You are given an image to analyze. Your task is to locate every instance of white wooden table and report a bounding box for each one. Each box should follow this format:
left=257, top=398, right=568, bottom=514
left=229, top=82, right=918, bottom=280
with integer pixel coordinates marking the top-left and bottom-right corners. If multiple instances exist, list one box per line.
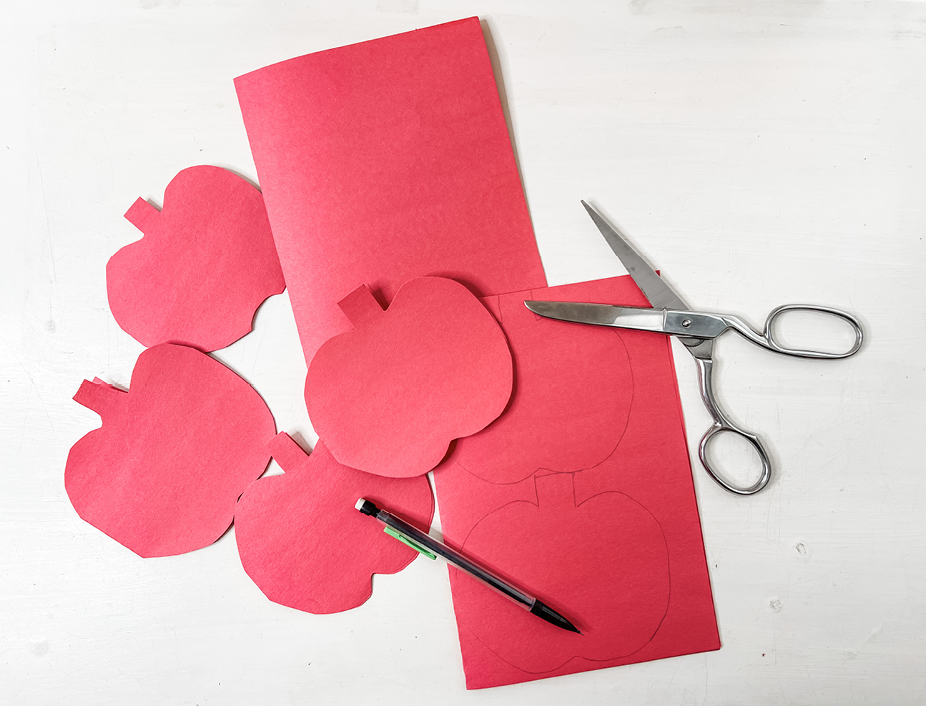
left=2, top=2, right=924, bottom=703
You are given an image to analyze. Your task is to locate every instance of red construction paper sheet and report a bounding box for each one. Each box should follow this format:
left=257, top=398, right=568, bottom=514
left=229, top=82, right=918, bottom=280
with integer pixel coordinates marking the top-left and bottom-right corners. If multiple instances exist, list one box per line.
left=234, top=17, right=547, bottom=364
left=432, top=275, right=720, bottom=689
left=107, top=165, right=285, bottom=352
left=235, top=433, right=434, bottom=614
left=449, top=277, right=643, bottom=484
left=65, top=343, right=276, bottom=558
left=305, top=277, right=512, bottom=478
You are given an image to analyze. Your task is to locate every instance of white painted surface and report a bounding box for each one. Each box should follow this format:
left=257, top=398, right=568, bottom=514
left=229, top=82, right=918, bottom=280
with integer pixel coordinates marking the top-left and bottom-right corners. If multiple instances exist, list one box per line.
left=2, top=1, right=925, bottom=703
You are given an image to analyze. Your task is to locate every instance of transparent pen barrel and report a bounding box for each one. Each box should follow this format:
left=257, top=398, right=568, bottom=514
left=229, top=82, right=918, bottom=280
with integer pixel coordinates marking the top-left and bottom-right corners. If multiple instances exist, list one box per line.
left=378, top=511, right=534, bottom=609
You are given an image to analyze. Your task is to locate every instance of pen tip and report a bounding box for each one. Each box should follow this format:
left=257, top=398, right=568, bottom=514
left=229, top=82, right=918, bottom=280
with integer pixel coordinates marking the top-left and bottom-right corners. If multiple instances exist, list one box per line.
left=530, top=600, right=581, bottom=634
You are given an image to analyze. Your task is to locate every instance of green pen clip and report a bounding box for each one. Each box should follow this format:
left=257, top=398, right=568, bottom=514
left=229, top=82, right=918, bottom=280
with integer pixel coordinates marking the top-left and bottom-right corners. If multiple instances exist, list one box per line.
left=384, top=526, right=437, bottom=560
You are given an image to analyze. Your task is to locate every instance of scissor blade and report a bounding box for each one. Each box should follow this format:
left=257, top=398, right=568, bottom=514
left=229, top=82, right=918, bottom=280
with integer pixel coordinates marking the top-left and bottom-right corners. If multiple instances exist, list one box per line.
left=524, top=301, right=667, bottom=332
left=581, top=200, right=690, bottom=312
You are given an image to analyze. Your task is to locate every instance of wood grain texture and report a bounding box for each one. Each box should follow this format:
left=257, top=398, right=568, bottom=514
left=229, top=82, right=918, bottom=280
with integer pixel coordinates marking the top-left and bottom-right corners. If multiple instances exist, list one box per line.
left=1, top=1, right=924, bottom=703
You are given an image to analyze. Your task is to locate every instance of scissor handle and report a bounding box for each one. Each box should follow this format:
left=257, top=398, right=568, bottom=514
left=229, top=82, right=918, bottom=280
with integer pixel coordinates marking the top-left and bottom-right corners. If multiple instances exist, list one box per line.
left=693, top=357, right=772, bottom=495
left=724, top=304, right=863, bottom=359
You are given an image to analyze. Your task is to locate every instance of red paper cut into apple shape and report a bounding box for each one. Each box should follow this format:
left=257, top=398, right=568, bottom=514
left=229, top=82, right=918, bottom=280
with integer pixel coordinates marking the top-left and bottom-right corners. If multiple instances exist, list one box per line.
left=304, top=277, right=513, bottom=478
left=65, top=343, right=276, bottom=558
left=107, top=165, right=285, bottom=352
left=234, top=433, right=434, bottom=614
left=448, top=472, right=670, bottom=673
left=449, top=283, right=635, bottom=484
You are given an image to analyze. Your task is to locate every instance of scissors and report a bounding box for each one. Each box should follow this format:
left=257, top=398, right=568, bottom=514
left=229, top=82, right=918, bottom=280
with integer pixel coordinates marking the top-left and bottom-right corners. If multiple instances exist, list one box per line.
left=525, top=201, right=864, bottom=495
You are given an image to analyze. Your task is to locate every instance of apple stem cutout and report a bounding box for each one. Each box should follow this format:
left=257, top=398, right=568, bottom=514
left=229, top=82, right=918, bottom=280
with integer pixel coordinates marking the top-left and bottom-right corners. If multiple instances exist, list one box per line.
left=73, top=378, right=125, bottom=417
left=234, top=433, right=434, bottom=614
left=337, top=284, right=385, bottom=327
left=305, top=277, right=513, bottom=478
left=124, top=196, right=159, bottom=233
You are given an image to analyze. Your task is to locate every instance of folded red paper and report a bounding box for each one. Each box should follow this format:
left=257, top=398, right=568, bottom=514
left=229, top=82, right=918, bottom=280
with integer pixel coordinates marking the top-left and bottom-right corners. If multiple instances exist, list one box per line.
left=235, top=17, right=547, bottom=364
left=433, top=276, right=720, bottom=689
left=451, top=282, right=638, bottom=484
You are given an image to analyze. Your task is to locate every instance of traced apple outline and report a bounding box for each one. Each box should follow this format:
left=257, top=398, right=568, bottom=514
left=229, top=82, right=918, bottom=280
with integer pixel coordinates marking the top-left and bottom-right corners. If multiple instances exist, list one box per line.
left=449, top=288, right=634, bottom=484
left=447, top=472, right=670, bottom=673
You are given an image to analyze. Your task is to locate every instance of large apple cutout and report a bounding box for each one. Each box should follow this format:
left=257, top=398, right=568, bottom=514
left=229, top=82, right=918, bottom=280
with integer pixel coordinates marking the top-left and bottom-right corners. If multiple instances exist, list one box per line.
left=448, top=281, right=636, bottom=484
left=234, top=433, right=434, bottom=614
left=65, top=343, right=276, bottom=557
left=304, top=277, right=513, bottom=478
left=107, top=165, right=286, bottom=352
left=447, top=472, right=670, bottom=673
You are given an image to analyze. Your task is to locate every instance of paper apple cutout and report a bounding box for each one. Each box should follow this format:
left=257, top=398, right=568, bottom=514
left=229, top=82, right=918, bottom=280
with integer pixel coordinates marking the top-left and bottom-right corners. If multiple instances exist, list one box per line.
left=234, top=433, right=434, bottom=614
left=304, top=277, right=513, bottom=478
left=65, top=343, right=276, bottom=558
left=449, top=286, right=634, bottom=484
left=448, top=472, right=670, bottom=673
left=107, top=165, right=285, bottom=352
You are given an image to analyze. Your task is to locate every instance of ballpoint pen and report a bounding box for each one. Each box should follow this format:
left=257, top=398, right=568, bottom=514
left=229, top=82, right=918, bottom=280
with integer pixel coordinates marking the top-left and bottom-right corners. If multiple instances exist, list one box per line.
left=355, top=498, right=581, bottom=634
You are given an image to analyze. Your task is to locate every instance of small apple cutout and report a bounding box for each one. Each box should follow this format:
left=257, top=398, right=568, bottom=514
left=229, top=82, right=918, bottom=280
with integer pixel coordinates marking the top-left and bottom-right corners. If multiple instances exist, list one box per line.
left=107, top=165, right=286, bottom=352
left=65, top=343, right=276, bottom=558
left=447, top=472, right=670, bottom=673
left=304, top=277, right=513, bottom=478
left=234, top=432, right=434, bottom=614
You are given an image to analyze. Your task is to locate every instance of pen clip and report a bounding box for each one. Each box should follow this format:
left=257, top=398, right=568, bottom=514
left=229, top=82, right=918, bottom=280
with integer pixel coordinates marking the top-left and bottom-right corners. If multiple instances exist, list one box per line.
left=384, top=526, right=437, bottom=560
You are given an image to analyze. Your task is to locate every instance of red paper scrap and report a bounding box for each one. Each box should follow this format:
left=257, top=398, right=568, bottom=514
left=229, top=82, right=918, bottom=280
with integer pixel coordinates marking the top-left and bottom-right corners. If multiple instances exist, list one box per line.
left=65, top=343, right=276, bottom=558
left=107, top=165, right=285, bottom=352
left=305, top=277, right=513, bottom=478
left=234, top=433, right=434, bottom=614
left=433, top=276, right=720, bottom=689
left=234, top=17, right=547, bottom=364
